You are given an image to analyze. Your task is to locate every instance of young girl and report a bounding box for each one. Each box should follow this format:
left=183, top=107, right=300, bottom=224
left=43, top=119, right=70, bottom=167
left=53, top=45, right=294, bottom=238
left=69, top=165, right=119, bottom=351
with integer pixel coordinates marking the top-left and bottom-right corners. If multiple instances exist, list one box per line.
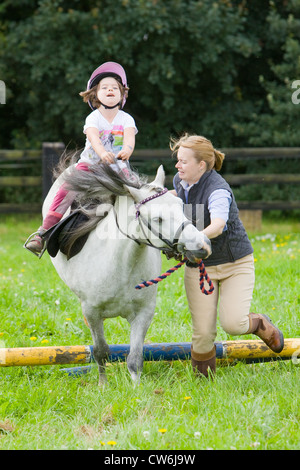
left=171, top=133, right=284, bottom=378
left=26, top=62, right=137, bottom=255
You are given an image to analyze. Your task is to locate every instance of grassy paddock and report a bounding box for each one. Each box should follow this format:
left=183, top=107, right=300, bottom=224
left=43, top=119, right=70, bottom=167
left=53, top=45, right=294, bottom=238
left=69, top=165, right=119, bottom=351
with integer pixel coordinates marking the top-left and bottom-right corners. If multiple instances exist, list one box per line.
left=0, top=214, right=299, bottom=450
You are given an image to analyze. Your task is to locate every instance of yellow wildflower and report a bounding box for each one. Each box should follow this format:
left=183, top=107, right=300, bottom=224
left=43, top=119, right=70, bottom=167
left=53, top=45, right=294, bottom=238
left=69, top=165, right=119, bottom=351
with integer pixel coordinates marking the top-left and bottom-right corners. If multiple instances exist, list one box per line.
left=107, top=440, right=117, bottom=446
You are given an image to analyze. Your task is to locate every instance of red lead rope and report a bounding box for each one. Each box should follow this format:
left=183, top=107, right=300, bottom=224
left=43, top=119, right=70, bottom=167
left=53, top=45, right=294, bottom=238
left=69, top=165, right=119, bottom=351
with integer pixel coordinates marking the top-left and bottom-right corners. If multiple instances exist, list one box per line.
left=135, top=257, right=214, bottom=295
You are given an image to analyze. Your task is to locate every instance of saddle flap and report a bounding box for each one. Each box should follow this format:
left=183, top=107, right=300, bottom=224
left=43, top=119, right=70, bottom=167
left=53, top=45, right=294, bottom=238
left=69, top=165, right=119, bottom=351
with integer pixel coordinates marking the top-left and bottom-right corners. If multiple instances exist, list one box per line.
left=42, top=210, right=89, bottom=259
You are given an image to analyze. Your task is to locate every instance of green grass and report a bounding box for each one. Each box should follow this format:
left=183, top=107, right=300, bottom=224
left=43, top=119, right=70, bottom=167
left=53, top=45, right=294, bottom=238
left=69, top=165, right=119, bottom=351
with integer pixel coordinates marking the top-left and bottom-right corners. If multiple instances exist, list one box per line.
left=0, top=214, right=300, bottom=450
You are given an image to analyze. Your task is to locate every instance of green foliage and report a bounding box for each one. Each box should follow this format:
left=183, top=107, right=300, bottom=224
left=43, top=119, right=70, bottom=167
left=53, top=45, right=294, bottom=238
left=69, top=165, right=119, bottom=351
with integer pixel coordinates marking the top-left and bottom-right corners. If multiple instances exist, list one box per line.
left=233, top=0, right=300, bottom=145
left=1, top=1, right=299, bottom=149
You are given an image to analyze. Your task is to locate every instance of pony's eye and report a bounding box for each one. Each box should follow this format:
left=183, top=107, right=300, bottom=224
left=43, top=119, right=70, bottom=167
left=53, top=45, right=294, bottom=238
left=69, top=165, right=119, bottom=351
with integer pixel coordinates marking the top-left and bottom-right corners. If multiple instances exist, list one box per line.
left=154, top=217, right=163, bottom=224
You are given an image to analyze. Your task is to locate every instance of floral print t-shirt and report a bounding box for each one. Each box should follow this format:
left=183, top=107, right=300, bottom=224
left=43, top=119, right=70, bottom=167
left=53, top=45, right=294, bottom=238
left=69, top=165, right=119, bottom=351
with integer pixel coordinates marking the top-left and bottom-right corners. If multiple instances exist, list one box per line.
left=78, top=109, right=138, bottom=164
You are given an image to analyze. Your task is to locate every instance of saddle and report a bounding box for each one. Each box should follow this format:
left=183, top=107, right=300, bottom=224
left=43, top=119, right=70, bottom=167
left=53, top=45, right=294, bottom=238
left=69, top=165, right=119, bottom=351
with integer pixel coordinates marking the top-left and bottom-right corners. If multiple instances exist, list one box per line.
left=42, top=210, right=89, bottom=260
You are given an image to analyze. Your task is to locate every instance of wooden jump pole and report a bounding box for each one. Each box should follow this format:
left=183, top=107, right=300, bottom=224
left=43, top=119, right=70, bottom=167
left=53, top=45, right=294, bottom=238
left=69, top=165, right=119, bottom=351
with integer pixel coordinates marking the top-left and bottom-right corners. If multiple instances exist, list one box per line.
left=0, top=345, right=91, bottom=367
left=0, top=339, right=299, bottom=370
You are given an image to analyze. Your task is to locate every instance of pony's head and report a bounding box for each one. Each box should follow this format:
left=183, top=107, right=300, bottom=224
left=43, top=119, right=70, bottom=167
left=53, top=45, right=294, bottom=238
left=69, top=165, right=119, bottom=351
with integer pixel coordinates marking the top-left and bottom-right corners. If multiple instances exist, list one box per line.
left=61, top=163, right=211, bottom=263
left=124, top=166, right=211, bottom=262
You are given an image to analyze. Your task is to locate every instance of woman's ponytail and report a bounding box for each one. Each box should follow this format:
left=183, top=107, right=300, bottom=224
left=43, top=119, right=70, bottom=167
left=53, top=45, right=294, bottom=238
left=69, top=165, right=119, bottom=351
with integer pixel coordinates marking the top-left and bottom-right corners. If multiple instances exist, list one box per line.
left=213, top=149, right=225, bottom=171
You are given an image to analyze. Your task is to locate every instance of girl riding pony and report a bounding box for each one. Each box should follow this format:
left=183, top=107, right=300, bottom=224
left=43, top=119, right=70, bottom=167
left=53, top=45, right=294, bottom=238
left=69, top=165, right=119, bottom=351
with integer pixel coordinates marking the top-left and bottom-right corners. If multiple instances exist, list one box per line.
left=25, top=61, right=137, bottom=255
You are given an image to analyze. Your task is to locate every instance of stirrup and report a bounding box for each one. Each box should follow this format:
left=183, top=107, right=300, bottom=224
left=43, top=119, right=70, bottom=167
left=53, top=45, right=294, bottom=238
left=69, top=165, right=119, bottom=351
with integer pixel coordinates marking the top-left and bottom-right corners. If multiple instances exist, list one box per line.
left=23, top=231, right=47, bottom=259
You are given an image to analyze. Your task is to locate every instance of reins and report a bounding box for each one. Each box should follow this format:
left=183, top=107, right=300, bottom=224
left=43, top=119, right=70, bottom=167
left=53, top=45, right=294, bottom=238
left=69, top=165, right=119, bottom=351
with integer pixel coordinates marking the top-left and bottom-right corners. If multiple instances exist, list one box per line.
left=135, top=257, right=214, bottom=295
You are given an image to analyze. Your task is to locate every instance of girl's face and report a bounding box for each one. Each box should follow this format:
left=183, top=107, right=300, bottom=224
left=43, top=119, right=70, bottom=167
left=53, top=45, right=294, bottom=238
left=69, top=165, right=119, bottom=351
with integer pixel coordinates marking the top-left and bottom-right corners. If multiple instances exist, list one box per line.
left=97, top=77, right=121, bottom=109
left=175, top=146, right=206, bottom=185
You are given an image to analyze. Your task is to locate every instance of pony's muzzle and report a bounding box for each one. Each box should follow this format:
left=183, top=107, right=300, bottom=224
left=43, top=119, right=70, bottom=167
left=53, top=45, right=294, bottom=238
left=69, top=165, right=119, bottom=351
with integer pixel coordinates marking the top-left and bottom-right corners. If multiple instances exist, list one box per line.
left=183, top=236, right=212, bottom=262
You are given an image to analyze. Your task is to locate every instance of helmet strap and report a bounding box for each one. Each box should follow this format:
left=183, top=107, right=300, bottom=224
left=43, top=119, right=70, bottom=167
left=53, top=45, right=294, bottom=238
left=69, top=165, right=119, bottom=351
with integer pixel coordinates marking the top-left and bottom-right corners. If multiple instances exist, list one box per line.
left=100, top=101, right=121, bottom=110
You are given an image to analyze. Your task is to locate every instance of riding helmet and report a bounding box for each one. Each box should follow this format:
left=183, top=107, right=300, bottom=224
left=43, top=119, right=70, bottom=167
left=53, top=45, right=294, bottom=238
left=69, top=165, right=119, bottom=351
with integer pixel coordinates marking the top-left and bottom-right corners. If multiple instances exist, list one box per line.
left=86, top=61, right=128, bottom=110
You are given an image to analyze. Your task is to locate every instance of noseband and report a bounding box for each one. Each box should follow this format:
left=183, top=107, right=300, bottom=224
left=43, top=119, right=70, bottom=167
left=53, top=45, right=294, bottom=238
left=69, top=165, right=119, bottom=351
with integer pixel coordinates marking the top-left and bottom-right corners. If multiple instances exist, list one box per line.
left=134, top=187, right=192, bottom=253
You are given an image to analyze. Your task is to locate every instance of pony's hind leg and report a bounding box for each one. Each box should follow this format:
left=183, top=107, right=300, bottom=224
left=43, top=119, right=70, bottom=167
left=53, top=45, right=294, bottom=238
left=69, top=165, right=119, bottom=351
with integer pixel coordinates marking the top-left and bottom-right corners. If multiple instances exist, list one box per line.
left=82, top=303, right=109, bottom=386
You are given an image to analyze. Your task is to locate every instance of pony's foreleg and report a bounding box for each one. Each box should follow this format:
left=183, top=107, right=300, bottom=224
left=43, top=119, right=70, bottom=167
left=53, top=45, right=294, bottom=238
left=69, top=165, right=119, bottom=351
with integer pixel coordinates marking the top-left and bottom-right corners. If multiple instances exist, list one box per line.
left=82, top=304, right=109, bottom=386
left=127, top=312, right=154, bottom=384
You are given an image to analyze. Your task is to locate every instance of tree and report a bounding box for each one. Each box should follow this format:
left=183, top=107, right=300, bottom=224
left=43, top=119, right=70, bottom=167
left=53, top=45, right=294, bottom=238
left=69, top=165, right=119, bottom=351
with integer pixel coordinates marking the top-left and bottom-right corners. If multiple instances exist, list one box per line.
left=233, top=0, right=300, bottom=146
left=1, top=0, right=297, bottom=149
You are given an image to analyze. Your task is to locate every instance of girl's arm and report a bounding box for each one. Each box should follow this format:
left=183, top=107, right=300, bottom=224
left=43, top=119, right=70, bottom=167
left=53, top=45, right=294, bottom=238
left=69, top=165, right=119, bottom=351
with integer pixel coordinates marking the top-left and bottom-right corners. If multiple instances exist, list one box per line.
left=117, top=127, right=136, bottom=160
left=86, top=127, right=115, bottom=163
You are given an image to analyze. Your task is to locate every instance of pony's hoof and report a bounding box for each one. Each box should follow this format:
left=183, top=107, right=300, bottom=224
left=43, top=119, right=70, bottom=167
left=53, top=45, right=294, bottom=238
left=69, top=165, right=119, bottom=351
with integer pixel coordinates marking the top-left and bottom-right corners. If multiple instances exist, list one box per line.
left=98, top=375, right=108, bottom=387
left=130, top=372, right=141, bottom=386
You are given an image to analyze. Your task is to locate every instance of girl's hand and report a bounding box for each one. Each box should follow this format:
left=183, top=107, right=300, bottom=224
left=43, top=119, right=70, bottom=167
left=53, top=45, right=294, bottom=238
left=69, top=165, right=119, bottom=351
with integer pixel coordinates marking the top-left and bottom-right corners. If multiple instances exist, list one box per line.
left=117, top=146, right=132, bottom=161
left=100, top=151, right=115, bottom=163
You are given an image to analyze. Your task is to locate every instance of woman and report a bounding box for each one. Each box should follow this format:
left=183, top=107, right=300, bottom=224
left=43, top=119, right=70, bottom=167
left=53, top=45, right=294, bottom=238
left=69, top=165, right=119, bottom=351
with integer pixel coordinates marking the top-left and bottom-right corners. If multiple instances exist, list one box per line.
left=171, top=134, right=284, bottom=378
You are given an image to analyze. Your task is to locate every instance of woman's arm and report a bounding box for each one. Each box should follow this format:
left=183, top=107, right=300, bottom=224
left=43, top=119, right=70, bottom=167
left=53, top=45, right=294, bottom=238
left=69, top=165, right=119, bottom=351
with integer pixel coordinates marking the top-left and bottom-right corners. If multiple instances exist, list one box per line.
left=169, top=189, right=177, bottom=196
left=203, top=217, right=226, bottom=239
left=203, top=189, right=231, bottom=239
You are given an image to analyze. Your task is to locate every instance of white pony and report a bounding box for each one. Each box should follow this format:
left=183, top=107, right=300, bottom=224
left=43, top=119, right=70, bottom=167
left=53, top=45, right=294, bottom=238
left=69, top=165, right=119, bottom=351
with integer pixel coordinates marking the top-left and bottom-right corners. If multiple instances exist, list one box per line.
left=42, top=163, right=211, bottom=385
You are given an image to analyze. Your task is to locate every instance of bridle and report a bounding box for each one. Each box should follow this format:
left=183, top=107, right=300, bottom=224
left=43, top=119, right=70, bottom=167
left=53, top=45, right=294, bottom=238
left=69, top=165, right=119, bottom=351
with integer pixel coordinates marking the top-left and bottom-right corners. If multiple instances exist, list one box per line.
left=115, top=187, right=214, bottom=295
left=116, top=187, right=190, bottom=255
left=133, top=187, right=193, bottom=254
left=115, top=187, right=192, bottom=256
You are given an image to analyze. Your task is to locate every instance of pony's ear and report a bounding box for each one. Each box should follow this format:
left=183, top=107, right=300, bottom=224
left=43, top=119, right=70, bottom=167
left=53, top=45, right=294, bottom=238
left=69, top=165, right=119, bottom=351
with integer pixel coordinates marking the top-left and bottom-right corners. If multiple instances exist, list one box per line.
left=124, top=165, right=166, bottom=201
left=125, top=185, right=143, bottom=202
left=148, top=165, right=165, bottom=189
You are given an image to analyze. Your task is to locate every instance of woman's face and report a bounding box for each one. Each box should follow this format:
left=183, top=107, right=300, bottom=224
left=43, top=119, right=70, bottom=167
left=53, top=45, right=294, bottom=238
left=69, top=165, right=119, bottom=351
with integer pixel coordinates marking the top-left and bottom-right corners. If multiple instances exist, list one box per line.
left=175, top=146, right=205, bottom=185
left=97, top=77, right=121, bottom=108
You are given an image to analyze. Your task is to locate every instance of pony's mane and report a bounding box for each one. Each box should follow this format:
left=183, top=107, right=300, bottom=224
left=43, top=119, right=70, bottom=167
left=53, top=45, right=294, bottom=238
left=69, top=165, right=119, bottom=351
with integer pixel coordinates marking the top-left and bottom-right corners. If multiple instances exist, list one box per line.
left=59, top=162, right=148, bottom=258
left=63, top=161, right=147, bottom=201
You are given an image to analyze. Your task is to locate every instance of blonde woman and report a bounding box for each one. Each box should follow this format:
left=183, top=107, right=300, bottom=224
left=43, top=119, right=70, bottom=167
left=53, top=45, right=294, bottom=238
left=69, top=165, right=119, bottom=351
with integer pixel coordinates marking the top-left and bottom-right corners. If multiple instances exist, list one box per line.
left=171, top=134, right=284, bottom=378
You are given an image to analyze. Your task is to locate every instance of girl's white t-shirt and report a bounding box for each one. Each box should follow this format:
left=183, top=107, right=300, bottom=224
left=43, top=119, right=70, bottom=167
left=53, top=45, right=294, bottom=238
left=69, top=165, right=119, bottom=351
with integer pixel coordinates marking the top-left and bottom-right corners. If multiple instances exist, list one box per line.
left=78, top=109, right=138, bottom=164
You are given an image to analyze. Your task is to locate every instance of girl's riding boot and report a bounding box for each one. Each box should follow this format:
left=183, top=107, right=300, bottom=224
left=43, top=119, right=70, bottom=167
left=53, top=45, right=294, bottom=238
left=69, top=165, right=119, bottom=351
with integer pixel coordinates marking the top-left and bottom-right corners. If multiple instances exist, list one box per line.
left=191, top=345, right=216, bottom=378
left=247, top=313, right=284, bottom=353
left=26, top=227, right=46, bottom=254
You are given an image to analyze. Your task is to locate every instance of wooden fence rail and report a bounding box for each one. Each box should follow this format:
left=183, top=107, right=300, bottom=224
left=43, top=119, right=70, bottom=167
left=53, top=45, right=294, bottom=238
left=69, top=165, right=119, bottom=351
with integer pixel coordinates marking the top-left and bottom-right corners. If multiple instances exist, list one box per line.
left=0, top=144, right=299, bottom=230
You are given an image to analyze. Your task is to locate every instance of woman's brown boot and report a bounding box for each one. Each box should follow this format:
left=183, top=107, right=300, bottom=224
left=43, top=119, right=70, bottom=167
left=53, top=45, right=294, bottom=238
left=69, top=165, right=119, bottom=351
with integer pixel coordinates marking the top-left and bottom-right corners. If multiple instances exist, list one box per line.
left=191, top=345, right=216, bottom=378
left=247, top=313, right=284, bottom=353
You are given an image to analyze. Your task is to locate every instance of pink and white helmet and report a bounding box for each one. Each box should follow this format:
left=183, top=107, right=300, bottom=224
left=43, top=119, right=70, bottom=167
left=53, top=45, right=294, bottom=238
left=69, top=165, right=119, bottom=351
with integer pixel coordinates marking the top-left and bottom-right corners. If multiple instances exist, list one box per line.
left=86, top=61, right=128, bottom=109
